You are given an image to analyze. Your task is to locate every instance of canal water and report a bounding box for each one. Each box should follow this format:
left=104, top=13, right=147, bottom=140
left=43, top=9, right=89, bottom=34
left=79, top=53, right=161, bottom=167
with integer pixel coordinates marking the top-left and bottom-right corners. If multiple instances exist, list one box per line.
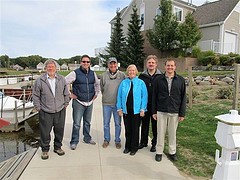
left=0, top=116, right=40, bottom=162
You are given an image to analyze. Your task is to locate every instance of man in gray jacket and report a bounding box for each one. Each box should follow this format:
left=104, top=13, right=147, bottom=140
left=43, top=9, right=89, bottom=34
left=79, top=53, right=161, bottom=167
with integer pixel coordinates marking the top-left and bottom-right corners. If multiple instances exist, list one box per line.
left=33, top=59, right=70, bottom=160
left=100, top=57, right=125, bottom=149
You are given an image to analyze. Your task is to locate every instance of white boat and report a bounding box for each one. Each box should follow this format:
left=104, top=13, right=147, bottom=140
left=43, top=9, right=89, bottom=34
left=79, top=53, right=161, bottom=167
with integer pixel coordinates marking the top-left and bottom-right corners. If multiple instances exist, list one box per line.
left=0, top=78, right=8, bottom=85
left=0, top=91, right=34, bottom=123
left=8, top=77, right=18, bottom=85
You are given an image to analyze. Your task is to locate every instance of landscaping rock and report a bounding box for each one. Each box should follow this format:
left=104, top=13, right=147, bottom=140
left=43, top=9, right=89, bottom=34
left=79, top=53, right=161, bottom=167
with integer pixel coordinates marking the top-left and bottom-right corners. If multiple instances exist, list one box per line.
left=222, top=77, right=234, bottom=84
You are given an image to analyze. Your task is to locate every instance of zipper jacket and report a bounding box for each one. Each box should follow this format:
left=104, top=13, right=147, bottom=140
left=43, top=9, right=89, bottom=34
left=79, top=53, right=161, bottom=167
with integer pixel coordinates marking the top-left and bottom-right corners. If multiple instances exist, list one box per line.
left=117, top=76, right=148, bottom=114
left=139, top=69, right=161, bottom=107
left=152, top=72, right=186, bottom=117
left=33, top=73, right=70, bottom=113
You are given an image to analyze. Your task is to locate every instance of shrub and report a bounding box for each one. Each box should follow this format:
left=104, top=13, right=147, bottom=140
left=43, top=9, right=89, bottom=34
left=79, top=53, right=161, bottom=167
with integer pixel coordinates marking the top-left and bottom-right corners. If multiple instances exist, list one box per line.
left=199, top=56, right=216, bottom=66
left=219, top=55, right=231, bottom=66
left=234, top=56, right=240, bottom=64
left=228, top=52, right=238, bottom=57
left=206, top=63, right=212, bottom=70
left=216, top=87, right=233, bottom=99
left=203, top=50, right=215, bottom=57
left=191, top=46, right=201, bottom=58
left=187, top=88, right=199, bottom=103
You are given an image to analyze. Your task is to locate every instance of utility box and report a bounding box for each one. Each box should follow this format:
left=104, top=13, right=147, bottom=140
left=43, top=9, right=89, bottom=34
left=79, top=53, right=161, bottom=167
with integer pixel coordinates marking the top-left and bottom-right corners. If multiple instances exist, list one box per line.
left=213, top=110, right=240, bottom=180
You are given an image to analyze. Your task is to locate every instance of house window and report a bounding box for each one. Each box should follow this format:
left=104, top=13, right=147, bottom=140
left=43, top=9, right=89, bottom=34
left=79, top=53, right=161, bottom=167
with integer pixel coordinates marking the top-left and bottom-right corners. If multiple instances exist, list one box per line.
left=140, top=2, right=145, bottom=31
left=156, top=8, right=161, bottom=16
left=174, top=6, right=183, bottom=22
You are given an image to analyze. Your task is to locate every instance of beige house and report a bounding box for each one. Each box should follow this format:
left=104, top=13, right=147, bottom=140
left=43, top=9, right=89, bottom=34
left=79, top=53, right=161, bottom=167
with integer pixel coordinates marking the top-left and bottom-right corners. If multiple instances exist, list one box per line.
left=60, top=63, right=68, bottom=71
left=110, top=0, right=240, bottom=57
left=36, top=62, right=44, bottom=71
left=110, top=0, right=196, bottom=57
left=194, top=0, right=240, bottom=54
left=68, top=64, right=80, bottom=71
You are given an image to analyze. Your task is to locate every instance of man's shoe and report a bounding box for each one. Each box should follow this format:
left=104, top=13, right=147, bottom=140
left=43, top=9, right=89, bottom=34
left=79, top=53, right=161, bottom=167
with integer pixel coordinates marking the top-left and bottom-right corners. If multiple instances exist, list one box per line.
left=70, top=144, right=77, bottom=150
left=130, top=151, right=136, bottom=156
left=85, top=140, right=96, bottom=145
left=54, top=149, right=65, bottom=156
left=41, top=152, right=49, bottom=160
left=102, top=141, right=109, bottom=148
left=155, top=154, right=162, bottom=162
left=138, top=144, right=147, bottom=149
left=169, top=153, right=178, bottom=161
left=115, top=142, right=121, bottom=149
left=123, top=149, right=130, bottom=154
left=150, top=146, right=156, bottom=152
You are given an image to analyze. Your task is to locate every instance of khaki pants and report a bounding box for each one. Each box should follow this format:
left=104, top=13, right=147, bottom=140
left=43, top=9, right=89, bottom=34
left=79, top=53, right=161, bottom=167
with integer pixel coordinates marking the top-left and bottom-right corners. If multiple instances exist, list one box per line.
left=156, top=112, right=179, bottom=155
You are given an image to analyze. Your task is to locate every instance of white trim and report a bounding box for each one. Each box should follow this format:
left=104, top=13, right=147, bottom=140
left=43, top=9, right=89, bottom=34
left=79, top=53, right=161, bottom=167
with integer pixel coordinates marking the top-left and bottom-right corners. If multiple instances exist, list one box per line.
left=173, top=6, right=183, bottom=22
left=140, top=2, right=145, bottom=31
left=219, top=24, right=224, bottom=54
left=172, top=0, right=196, bottom=10
left=120, top=0, right=135, bottom=19
left=199, top=21, right=224, bottom=28
left=223, top=1, right=240, bottom=24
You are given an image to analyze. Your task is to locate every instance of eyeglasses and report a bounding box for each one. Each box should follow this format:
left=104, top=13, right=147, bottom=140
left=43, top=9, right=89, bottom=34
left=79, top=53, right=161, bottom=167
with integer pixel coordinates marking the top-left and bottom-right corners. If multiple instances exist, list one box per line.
left=82, top=61, right=90, bottom=63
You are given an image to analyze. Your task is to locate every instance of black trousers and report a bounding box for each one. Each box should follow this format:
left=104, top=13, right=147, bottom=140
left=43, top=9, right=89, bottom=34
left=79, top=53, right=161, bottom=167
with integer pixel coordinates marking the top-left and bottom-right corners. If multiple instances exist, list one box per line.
left=140, top=108, right=157, bottom=146
left=39, top=108, right=66, bottom=152
left=123, top=113, right=141, bottom=152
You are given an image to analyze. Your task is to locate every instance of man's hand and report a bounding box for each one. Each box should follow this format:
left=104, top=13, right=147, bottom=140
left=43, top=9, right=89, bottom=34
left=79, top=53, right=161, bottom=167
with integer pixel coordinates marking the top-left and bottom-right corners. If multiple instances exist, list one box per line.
left=70, top=93, right=77, bottom=99
left=92, top=95, right=97, bottom=101
left=179, top=117, right=184, bottom=122
left=140, top=111, right=145, bottom=117
left=118, top=110, right=123, bottom=117
left=153, top=114, right=157, bottom=120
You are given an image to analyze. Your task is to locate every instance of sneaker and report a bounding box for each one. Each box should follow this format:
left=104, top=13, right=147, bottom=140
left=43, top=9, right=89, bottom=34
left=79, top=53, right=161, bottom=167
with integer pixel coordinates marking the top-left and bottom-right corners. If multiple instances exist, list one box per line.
left=155, top=154, right=162, bottom=162
left=102, top=141, right=109, bottom=148
left=115, top=142, right=121, bottom=149
left=54, top=149, right=65, bottom=156
left=41, top=152, right=49, bottom=160
left=169, top=153, right=178, bottom=161
left=85, top=140, right=96, bottom=145
left=70, top=144, right=77, bottom=150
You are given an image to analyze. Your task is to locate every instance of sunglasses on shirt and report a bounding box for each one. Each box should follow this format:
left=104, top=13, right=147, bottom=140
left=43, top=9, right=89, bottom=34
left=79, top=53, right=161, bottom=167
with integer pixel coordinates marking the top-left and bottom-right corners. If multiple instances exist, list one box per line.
left=82, top=61, right=90, bottom=63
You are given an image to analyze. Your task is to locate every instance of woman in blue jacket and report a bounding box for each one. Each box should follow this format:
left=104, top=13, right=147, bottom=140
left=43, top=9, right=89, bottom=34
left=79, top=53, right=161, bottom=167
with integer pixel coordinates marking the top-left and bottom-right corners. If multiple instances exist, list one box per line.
left=117, top=64, right=148, bottom=155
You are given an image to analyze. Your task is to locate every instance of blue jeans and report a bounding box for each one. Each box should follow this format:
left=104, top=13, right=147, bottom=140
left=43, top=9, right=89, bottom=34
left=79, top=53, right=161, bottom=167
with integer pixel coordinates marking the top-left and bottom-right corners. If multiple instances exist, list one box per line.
left=70, top=99, right=93, bottom=145
left=103, top=105, right=121, bottom=143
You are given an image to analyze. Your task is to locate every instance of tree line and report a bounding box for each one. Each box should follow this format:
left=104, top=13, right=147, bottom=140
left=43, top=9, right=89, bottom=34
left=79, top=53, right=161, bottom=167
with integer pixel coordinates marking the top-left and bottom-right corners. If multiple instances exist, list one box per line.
left=103, top=0, right=201, bottom=69
left=0, top=55, right=99, bottom=69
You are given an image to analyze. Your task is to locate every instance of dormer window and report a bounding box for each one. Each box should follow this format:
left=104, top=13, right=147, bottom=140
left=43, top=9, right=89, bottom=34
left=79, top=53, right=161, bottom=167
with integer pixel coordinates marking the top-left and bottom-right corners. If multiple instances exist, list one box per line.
left=174, top=6, right=183, bottom=22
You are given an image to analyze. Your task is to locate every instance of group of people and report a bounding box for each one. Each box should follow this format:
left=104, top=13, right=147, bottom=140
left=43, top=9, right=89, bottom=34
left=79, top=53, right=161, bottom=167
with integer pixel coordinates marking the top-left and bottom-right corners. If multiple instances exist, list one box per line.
left=32, top=54, right=186, bottom=162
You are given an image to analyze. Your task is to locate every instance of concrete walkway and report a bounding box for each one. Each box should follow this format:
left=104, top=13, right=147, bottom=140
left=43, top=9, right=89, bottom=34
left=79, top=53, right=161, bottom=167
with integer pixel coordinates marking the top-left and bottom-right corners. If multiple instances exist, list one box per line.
left=20, top=94, right=190, bottom=180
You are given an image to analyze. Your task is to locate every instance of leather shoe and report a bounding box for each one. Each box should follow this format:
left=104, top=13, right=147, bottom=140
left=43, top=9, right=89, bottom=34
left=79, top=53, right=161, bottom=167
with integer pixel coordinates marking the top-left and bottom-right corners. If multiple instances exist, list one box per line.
left=150, top=146, right=156, bottom=152
left=130, top=151, right=136, bottom=156
left=169, top=153, right=178, bottom=161
left=138, top=144, right=147, bottom=149
left=123, top=149, right=130, bottom=154
left=155, top=154, right=162, bottom=162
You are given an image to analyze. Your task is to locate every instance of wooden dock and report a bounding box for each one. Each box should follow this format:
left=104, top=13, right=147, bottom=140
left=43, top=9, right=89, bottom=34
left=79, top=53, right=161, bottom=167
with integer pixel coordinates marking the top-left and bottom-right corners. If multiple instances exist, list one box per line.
left=0, top=148, right=37, bottom=179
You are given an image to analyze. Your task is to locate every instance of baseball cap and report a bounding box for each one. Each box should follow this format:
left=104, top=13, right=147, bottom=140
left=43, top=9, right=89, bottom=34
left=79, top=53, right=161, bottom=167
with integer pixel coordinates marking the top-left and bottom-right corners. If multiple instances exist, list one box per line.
left=108, top=57, right=117, bottom=63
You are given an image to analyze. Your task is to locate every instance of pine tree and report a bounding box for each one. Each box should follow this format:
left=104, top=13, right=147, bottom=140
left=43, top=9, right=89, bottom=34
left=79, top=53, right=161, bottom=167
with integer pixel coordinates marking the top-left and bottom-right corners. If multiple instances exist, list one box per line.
left=178, top=12, right=202, bottom=56
left=124, top=5, right=145, bottom=69
left=146, top=0, right=179, bottom=52
left=101, top=10, right=125, bottom=67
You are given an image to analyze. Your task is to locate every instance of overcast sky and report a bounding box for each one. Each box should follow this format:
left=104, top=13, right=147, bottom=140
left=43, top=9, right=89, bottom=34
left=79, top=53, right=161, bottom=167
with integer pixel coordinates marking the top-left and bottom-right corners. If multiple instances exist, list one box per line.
left=0, top=0, right=217, bottom=59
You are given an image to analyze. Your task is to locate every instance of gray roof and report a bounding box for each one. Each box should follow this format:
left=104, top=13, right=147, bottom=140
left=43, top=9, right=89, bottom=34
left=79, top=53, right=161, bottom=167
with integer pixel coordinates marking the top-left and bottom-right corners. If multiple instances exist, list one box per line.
left=193, top=0, right=239, bottom=26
